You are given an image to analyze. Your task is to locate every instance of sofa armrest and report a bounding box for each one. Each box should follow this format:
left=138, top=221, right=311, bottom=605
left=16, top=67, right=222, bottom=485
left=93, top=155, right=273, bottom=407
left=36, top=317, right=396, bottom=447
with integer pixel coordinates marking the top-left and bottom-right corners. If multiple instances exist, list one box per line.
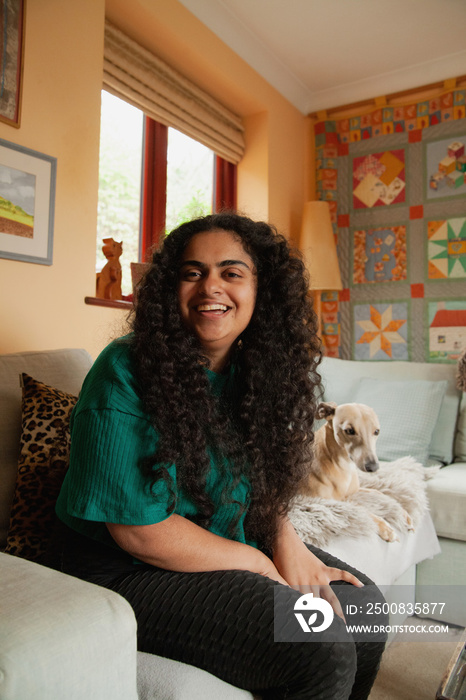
left=0, top=553, right=138, bottom=700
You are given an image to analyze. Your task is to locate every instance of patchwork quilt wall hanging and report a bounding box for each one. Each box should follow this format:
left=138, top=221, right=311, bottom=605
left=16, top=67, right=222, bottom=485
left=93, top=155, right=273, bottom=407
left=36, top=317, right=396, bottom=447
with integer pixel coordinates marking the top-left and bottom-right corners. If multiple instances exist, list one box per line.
left=315, top=88, right=466, bottom=362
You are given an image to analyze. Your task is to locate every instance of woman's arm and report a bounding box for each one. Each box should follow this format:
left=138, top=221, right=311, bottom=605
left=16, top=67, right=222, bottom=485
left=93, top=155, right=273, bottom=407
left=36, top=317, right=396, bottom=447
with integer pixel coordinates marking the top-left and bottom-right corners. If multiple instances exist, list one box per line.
left=107, top=515, right=289, bottom=585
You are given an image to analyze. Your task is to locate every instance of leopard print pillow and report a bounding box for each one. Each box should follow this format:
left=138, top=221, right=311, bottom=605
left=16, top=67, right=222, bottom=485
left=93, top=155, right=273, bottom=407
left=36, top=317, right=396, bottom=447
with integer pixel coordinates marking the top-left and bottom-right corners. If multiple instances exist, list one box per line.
left=5, top=374, right=77, bottom=563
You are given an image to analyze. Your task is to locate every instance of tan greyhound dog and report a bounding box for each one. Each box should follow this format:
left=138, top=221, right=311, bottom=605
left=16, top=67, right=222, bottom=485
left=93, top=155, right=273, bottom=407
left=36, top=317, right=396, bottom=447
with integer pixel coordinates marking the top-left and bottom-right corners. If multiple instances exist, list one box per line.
left=301, top=401, right=402, bottom=541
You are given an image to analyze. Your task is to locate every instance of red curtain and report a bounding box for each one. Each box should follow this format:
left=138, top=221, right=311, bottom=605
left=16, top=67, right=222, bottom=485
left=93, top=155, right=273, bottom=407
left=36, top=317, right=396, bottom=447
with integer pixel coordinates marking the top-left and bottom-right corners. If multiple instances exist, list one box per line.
left=214, top=155, right=237, bottom=212
left=141, top=117, right=168, bottom=259
left=141, top=125, right=238, bottom=260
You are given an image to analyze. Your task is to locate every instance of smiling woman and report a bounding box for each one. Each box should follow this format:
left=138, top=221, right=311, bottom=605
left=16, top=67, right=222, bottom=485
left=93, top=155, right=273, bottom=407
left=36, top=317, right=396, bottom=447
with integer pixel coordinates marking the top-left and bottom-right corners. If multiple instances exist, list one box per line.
left=56, top=213, right=388, bottom=700
left=178, top=230, right=257, bottom=372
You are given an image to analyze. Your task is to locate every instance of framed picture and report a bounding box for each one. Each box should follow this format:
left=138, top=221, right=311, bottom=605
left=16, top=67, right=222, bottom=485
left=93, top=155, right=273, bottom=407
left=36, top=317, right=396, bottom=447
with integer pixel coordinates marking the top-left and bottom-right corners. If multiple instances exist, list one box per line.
left=0, top=0, right=26, bottom=128
left=0, top=138, right=57, bottom=265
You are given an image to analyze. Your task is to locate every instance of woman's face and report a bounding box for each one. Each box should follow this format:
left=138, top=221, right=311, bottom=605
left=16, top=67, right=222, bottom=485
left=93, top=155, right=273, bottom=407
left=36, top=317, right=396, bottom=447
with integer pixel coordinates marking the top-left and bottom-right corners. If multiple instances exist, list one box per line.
left=178, top=230, right=257, bottom=371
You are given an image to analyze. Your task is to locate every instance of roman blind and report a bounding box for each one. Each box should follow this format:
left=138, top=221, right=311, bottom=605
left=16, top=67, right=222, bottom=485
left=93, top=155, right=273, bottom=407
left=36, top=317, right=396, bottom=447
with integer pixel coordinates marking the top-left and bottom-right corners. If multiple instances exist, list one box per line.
left=103, top=21, right=245, bottom=164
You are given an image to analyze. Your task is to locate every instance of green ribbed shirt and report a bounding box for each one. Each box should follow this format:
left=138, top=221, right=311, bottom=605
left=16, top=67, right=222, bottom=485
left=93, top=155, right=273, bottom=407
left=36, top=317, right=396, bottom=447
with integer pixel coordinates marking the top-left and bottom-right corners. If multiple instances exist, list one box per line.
left=56, top=336, right=256, bottom=550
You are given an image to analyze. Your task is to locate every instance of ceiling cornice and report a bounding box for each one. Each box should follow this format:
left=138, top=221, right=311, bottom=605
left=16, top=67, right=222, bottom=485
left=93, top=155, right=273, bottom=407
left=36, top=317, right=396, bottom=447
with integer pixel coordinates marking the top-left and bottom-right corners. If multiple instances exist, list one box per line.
left=178, top=0, right=466, bottom=115
left=305, top=51, right=466, bottom=115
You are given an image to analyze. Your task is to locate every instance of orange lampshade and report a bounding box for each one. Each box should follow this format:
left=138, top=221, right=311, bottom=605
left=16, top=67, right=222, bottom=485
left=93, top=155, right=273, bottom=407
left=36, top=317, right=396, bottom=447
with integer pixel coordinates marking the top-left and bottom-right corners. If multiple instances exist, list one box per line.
left=299, top=201, right=342, bottom=291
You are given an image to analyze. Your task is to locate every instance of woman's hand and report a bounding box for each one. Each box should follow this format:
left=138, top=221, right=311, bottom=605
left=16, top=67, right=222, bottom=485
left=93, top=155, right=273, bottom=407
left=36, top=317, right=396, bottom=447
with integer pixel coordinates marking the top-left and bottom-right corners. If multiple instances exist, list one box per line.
left=272, top=516, right=363, bottom=620
left=256, top=557, right=290, bottom=587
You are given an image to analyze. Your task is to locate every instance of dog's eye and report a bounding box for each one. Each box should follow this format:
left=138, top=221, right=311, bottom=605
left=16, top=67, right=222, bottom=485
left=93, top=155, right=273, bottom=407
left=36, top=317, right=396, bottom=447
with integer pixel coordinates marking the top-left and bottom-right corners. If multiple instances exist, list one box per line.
left=345, top=427, right=356, bottom=436
left=374, top=429, right=380, bottom=436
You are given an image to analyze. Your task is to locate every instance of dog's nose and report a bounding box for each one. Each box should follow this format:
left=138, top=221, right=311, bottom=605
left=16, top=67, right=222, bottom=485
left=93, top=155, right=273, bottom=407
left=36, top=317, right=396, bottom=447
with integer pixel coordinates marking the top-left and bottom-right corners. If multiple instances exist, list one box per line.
left=365, top=461, right=379, bottom=472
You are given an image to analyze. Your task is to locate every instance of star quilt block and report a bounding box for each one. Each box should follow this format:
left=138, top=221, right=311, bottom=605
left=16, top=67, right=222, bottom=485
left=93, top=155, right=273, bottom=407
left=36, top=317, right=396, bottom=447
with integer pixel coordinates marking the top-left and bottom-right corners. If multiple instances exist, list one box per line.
left=428, top=218, right=466, bottom=279
left=354, top=302, right=409, bottom=360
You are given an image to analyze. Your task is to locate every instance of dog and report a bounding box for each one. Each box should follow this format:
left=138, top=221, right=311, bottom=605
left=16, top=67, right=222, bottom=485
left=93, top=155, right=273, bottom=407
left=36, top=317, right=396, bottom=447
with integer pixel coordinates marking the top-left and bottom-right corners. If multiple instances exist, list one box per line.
left=300, top=401, right=412, bottom=541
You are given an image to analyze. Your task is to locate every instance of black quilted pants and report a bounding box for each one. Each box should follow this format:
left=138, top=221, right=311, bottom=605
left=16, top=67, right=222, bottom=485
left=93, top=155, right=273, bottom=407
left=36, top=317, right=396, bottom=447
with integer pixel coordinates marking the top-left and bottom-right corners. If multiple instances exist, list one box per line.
left=59, top=526, right=387, bottom=700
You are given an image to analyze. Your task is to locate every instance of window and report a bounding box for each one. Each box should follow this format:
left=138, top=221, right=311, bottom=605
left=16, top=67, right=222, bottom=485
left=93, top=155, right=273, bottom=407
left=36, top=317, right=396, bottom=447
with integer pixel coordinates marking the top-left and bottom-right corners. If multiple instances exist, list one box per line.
left=166, top=128, right=213, bottom=233
left=97, top=92, right=143, bottom=296
left=97, top=91, right=235, bottom=298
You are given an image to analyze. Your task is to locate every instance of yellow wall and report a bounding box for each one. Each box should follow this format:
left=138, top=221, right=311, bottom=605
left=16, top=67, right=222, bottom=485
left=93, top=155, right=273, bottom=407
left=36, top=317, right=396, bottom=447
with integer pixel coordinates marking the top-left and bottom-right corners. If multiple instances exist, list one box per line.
left=0, top=0, right=310, bottom=358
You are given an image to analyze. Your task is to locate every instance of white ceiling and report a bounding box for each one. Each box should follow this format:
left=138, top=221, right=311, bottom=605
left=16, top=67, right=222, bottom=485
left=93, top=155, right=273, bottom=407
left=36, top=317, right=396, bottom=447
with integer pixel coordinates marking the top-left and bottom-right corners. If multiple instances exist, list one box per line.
left=178, top=0, right=466, bottom=114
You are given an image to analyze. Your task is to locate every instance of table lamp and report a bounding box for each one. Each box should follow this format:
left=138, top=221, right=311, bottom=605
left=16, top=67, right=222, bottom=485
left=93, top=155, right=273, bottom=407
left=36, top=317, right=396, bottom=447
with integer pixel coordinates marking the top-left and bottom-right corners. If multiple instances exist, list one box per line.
left=299, top=201, right=343, bottom=336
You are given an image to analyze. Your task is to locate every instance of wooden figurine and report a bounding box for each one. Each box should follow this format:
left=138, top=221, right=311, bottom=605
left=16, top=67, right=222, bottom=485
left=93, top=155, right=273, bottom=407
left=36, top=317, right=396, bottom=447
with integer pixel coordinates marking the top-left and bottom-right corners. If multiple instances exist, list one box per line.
left=96, top=237, right=123, bottom=300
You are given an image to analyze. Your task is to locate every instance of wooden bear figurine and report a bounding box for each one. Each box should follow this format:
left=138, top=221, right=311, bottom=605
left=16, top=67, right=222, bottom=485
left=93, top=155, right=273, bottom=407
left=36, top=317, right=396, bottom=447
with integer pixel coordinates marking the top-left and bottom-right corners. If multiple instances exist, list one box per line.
left=96, top=238, right=123, bottom=300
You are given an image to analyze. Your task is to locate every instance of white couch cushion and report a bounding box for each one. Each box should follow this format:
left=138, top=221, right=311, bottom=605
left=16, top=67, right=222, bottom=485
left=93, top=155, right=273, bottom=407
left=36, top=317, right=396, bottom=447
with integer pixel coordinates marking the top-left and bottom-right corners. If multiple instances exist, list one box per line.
left=352, top=377, right=446, bottom=465
left=137, top=653, right=255, bottom=700
left=426, top=463, right=466, bottom=541
left=325, top=511, right=440, bottom=587
left=0, top=552, right=138, bottom=700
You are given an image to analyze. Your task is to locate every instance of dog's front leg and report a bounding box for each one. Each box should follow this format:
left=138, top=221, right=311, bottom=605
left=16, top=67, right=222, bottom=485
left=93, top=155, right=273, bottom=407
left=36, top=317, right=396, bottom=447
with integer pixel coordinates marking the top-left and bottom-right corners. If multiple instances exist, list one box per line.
left=359, top=487, right=414, bottom=531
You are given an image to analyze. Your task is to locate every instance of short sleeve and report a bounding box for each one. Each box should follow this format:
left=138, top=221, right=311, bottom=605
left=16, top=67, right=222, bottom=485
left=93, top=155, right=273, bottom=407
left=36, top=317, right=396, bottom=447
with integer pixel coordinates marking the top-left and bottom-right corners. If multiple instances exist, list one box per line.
left=59, top=407, right=177, bottom=526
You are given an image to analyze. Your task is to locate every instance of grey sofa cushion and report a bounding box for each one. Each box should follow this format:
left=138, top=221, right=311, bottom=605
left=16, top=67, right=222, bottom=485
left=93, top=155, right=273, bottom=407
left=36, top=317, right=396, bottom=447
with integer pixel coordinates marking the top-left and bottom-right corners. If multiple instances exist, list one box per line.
left=0, top=349, right=93, bottom=548
left=426, top=463, right=466, bottom=541
left=137, top=652, right=255, bottom=700
left=0, top=552, right=138, bottom=700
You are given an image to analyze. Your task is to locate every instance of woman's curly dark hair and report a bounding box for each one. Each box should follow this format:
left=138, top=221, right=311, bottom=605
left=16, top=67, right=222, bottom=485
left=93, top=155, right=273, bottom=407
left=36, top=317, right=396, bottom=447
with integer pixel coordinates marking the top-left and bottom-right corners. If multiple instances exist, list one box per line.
left=130, top=213, right=322, bottom=550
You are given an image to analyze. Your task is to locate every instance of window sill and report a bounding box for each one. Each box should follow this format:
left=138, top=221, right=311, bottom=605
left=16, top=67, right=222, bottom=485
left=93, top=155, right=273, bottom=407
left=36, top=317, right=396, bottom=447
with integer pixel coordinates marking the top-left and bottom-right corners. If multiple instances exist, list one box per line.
left=85, top=296, right=133, bottom=310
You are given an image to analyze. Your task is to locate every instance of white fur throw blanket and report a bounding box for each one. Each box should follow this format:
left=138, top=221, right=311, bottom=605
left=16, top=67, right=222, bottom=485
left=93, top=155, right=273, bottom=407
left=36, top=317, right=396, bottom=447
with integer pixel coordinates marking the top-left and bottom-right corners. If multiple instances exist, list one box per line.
left=289, top=456, right=438, bottom=547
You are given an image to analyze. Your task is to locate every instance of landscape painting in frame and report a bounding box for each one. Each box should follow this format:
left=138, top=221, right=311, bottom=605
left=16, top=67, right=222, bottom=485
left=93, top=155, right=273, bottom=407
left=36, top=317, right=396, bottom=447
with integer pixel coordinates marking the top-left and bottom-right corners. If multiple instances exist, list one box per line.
left=425, top=134, right=466, bottom=201
left=427, top=300, right=466, bottom=362
left=0, top=138, right=56, bottom=265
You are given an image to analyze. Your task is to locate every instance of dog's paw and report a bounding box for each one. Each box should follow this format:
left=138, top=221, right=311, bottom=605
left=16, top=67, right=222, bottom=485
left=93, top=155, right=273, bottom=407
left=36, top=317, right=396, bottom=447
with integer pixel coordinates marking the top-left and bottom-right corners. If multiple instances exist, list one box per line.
left=403, top=510, right=415, bottom=531
left=375, top=517, right=398, bottom=542
left=379, top=525, right=398, bottom=543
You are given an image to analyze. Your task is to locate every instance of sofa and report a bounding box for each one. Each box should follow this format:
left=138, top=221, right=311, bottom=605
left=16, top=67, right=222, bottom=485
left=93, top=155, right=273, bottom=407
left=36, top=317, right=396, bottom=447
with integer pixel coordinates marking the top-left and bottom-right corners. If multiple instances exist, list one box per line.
left=1, top=348, right=465, bottom=699
left=0, top=349, right=254, bottom=700
left=318, top=355, right=466, bottom=629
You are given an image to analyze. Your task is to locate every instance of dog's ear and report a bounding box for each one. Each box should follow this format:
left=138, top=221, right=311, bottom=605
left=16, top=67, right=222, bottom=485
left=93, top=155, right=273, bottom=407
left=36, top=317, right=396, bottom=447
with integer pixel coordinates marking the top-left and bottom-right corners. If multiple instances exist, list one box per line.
left=316, top=401, right=337, bottom=421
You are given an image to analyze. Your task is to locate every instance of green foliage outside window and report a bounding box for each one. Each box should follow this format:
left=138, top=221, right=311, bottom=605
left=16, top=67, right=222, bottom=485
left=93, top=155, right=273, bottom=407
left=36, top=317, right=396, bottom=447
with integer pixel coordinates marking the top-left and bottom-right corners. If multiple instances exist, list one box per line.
left=97, top=91, right=214, bottom=296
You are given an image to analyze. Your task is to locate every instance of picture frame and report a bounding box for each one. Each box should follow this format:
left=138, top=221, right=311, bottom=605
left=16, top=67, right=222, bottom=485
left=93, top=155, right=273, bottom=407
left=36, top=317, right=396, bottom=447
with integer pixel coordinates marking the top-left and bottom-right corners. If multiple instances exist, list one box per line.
left=0, top=137, right=57, bottom=265
left=0, top=0, right=26, bottom=128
